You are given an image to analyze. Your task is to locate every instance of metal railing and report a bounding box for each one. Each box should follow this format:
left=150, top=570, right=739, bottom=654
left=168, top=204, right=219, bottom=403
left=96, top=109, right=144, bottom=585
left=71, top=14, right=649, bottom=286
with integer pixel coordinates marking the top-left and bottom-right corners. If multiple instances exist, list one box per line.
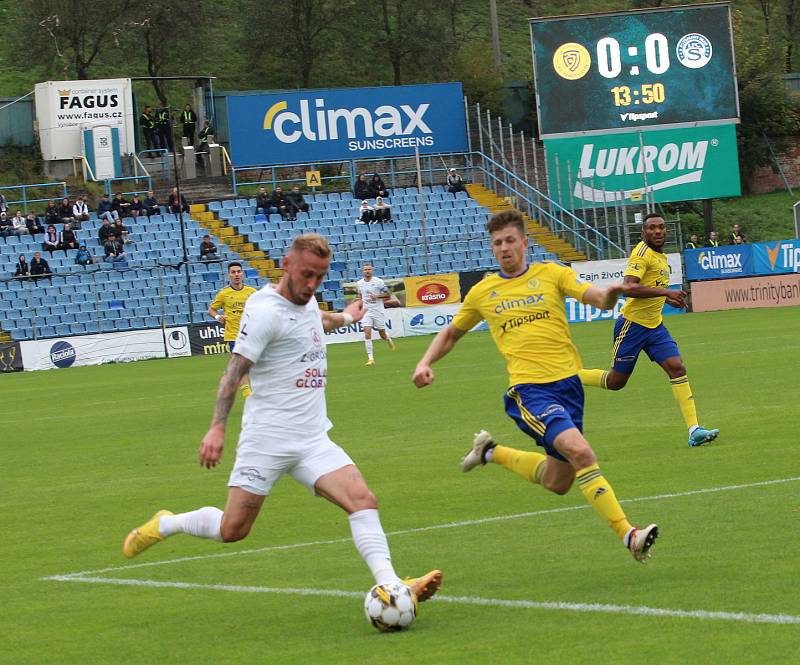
left=0, top=182, right=69, bottom=215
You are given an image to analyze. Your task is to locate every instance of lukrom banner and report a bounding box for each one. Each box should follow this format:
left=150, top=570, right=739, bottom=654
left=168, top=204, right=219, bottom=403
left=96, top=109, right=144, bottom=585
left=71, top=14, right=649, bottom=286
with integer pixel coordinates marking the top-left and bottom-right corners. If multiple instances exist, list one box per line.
left=544, top=123, right=740, bottom=209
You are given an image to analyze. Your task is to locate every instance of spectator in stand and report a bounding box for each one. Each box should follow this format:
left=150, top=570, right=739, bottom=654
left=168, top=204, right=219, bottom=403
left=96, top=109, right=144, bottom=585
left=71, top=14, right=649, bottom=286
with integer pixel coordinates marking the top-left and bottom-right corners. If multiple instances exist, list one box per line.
left=14, top=255, right=29, bottom=280
left=685, top=234, right=699, bottom=249
left=369, top=173, right=390, bottom=198
left=199, top=234, right=220, bottom=261
left=112, top=192, right=130, bottom=219
left=270, top=186, right=289, bottom=220
left=11, top=211, right=29, bottom=235
left=354, top=174, right=371, bottom=200
left=44, top=200, right=61, bottom=227
left=42, top=225, right=59, bottom=254
left=730, top=223, right=746, bottom=244
left=58, top=197, right=73, bottom=225
left=182, top=104, right=197, bottom=147
left=72, top=196, right=90, bottom=226
left=0, top=212, right=11, bottom=238
left=26, top=212, right=44, bottom=236
left=75, top=244, right=95, bottom=266
left=0, top=192, right=6, bottom=214
left=140, top=106, right=156, bottom=151
left=357, top=200, right=374, bottom=224
left=144, top=190, right=161, bottom=217
left=129, top=194, right=144, bottom=218
left=113, top=219, right=131, bottom=244
left=97, top=194, right=119, bottom=223
left=168, top=187, right=189, bottom=214
left=705, top=231, right=720, bottom=248
left=59, top=222, right=78, bottom=252
left=373, top=196, right=392, bottom=223
left=285, top=186, right=309, bottom=221
left=104, top=235, right=127, bottom=263
left=98, top=218, right=115, bottom=246
left=256, top=186, right=272, bottom=215
left=447, top=168, right=466, bottom=195
left=30, top=251, right=52, bottom=282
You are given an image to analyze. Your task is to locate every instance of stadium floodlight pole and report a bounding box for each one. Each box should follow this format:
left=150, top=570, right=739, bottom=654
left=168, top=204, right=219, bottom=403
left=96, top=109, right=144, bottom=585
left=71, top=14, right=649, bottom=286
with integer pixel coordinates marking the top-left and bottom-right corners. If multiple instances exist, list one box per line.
left=169, top=105, right=195, bottom=325
left=414, top=146, right=430, bottom=274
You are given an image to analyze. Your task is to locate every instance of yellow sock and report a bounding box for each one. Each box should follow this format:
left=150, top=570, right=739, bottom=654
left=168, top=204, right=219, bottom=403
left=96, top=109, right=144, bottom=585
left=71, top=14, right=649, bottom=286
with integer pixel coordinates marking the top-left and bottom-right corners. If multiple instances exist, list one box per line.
left=240, top=383, right=252, bottom=399
left=492, top=445, right=547, bottom=484
left=578, top=369, right=609, bottom=389
left=576, top=464, right=632, bottom=540
left=670, top=376, right=698, bottom=430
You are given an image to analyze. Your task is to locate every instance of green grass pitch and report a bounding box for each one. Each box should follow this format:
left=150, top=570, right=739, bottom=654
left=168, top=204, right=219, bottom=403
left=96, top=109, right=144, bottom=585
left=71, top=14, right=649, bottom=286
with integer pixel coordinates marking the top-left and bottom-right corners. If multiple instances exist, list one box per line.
left=3, top=307, right=799, bottom=665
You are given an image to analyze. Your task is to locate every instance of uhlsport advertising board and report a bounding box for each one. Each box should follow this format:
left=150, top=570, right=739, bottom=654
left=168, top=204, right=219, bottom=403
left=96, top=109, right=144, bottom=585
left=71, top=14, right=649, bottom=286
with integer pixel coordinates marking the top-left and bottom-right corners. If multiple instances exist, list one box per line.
left=34, top=79, right=135, bottom=160
left=544, top=123, right=740, bottom=209
left=227, top=83, right=468, bottom=167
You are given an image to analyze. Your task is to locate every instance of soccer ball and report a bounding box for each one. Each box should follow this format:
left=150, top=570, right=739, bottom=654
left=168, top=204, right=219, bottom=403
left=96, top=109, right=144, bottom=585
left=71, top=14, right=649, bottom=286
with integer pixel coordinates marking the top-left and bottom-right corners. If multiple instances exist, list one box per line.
left=363, top=581, right=417, bottom=632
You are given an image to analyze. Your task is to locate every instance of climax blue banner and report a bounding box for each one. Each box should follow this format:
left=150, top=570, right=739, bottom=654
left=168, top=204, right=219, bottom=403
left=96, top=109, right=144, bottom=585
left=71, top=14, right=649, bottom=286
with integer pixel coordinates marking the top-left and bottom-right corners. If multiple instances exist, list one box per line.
left=684, top=245, right=754, bottom=281
left=227, top=83, right=468, bottom=167
left=752, top=239, right=800, bottom=275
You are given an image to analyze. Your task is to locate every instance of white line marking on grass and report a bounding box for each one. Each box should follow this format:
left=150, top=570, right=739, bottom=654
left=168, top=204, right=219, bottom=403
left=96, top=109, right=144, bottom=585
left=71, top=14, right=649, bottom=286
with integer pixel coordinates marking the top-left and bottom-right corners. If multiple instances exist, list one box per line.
left=49, top=475, right=800, bottom=579
left=43, top=576, right=800, bottom=626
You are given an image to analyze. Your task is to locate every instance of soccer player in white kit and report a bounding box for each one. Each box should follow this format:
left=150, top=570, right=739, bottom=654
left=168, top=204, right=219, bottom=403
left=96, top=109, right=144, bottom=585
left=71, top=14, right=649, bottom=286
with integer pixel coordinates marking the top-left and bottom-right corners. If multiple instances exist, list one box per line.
left=123, top=234, right=442, bottom=604
left=355, top=262, right=395, bottom=366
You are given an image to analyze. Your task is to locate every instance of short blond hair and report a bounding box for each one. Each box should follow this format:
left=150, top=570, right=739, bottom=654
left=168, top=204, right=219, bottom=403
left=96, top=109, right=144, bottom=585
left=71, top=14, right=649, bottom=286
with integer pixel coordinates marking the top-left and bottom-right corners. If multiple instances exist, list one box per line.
left=290, top=233, right=332, bottom=259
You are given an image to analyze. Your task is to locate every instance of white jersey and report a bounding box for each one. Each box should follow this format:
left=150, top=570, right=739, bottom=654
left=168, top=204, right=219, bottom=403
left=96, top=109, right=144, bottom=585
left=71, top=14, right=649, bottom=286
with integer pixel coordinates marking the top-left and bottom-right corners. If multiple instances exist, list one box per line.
left=233, top=285, right=331, bottom=437
left=356, top=277, right=389, bottom=313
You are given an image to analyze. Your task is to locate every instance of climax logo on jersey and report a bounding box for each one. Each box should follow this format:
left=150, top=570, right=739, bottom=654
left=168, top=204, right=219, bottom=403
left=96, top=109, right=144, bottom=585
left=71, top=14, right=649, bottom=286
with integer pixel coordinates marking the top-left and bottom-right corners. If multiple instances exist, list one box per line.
left=49, top=340, right=76, bottom=368
left=417, top=283, right=450, bottom=304
left=494, top=294, right=545, bottom=314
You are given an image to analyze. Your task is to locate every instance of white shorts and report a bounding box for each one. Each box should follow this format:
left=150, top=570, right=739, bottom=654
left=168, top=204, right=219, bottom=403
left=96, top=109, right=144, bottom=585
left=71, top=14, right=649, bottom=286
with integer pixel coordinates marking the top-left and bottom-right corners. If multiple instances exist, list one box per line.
left=362, top=310, right=386, bottom=330
left=229, top=428, right=354, bottom=496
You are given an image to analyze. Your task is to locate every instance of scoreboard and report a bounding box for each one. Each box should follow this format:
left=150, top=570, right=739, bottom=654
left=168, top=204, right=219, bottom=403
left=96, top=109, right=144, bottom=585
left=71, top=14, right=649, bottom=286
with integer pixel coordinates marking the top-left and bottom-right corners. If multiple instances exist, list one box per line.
left=530, top=3, right=739, bottom=137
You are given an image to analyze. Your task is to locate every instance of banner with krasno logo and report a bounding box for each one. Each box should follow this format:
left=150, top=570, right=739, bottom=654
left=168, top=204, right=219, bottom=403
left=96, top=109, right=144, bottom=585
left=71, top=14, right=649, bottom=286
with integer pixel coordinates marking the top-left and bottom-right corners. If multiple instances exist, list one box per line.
left=34, top=78, right=135, bottom=160
left=227, top=82, right=468, bottom=167
left=572, top=253, right=683, bottom=288
left=19, top=327, right=189, bottom=371
left=544, top=123, right=740, bottom=209
left=403, top=273, right=461, bottom=307
left=684, top=245, right=754, bottom=281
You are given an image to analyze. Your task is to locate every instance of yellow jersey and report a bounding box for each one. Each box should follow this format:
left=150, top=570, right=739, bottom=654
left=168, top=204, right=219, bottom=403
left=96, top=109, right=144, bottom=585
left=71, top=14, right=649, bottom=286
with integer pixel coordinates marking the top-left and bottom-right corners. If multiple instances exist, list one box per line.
left=620, top=241, right=670, bottom=328
left=210, top=284, right=258, bottom=341
left=452, top=263, right=590, bottom=386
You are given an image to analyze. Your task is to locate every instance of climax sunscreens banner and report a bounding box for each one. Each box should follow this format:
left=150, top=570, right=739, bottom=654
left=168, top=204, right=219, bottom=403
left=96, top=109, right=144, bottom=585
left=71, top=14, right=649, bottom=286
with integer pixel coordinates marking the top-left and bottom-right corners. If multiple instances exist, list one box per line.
left=544, top=123, right=740, bottom=209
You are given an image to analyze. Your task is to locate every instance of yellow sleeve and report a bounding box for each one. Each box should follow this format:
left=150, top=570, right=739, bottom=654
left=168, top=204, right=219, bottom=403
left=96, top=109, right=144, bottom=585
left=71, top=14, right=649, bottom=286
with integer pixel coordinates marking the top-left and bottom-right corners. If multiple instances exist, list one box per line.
left=210, top=290, right=225, bottom=311
left=557, top=265, right=591, bottom=301
left=452, top=286, right=484, bottom=331
left=624, top=251, right=648, bottom=280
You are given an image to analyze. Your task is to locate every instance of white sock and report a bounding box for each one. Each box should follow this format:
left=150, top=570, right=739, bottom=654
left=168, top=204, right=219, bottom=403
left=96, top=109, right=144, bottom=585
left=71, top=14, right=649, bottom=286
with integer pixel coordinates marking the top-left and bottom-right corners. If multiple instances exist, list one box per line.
left=485, top=447, right=495, bottom=463
left=348, top=509, right=399, bottom=586
left=364, top=339, right=374, bottom=360
left=159, top=507, right=223, bottom=541
left=688, top=425, right=699, bottom=435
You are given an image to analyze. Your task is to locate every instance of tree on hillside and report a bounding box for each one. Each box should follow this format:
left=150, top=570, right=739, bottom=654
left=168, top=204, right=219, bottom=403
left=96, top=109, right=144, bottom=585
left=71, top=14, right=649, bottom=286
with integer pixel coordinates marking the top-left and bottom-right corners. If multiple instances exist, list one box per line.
left=237, top=0, right=345, bottom=89
left=123, top=1, right=214, bottom=106
left=784, top=0, right=800, bottom=71
left=5, top=0, right=134, bottom=80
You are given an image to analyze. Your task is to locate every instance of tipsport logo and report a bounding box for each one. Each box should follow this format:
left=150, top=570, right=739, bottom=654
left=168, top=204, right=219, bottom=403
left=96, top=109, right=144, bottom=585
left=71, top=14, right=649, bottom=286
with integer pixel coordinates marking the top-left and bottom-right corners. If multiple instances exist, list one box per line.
left=262, top=98, right=434, bottom=149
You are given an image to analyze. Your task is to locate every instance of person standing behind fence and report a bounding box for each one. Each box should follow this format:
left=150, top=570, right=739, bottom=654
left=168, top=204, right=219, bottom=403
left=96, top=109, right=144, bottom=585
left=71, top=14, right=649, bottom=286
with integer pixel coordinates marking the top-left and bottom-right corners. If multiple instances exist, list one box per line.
left=156, top=107, right=173, bottom=152
left=197, top=119, right=212, bottom=167
left=182, top=104, right=197, bottom=147
left=140, top=106, right=156, bottom=151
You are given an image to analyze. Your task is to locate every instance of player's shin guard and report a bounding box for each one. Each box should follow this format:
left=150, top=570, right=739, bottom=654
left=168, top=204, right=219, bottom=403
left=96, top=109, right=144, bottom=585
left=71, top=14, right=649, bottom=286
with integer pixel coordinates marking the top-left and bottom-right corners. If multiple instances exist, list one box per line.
left=670, top=375, right=699, bottom=430
left=159, top=507, right=223, bottom=541
left=578, top=369, right=609, bottom=389
left=349, top=509, right=399, bottom=586
left=492, top=445, right=547, bottom=484
left=576, top=464, right=632, bottom=539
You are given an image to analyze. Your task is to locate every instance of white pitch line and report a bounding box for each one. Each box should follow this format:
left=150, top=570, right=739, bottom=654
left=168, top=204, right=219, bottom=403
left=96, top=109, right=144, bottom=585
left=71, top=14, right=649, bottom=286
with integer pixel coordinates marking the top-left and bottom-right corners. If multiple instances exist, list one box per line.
left=49, top=475, right=800, bottom=580
left=42, top=575, right=800, bottom=626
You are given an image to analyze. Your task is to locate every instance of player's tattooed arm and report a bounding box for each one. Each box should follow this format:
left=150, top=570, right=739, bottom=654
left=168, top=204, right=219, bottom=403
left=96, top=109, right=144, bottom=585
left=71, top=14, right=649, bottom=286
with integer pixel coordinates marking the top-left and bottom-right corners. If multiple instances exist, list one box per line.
left=211, top=353, right=253, bottom=427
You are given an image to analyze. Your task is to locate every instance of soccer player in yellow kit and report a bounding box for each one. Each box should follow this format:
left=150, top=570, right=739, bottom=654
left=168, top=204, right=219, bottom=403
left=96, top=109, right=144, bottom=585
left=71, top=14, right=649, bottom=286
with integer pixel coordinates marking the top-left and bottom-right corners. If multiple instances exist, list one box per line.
left=209, top=262, right=257, bottom=398
left=579, top=213, right=719, bottom=447
left=413, top=210, right=658, bottom=562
